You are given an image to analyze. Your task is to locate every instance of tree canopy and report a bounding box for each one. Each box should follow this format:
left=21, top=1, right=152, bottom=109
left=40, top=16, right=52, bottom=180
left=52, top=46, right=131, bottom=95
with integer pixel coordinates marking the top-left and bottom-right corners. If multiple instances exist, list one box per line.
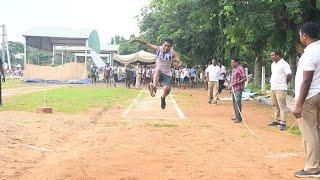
left=136, top=0, right=320, bottom=87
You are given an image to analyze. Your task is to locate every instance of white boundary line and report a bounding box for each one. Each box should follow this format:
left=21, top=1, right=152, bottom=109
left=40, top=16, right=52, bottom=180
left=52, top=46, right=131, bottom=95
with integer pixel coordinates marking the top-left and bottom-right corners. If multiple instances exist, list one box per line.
left=122, top=89, right=145, bottom=117
left=122, top=89, right=186, bottom=120
left=25, top=144, right=55, bottom=153
left=170, top=94, right=185, bottom=119
left=125, top=116, right=182, bottom=120
left=3, top=85, right=65, bottom=97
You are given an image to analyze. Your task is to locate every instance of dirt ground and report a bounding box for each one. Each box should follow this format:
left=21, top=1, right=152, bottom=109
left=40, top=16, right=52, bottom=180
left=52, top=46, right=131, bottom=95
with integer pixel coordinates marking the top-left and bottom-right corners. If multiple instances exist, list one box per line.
left=0, top=86, right=307, bottom=180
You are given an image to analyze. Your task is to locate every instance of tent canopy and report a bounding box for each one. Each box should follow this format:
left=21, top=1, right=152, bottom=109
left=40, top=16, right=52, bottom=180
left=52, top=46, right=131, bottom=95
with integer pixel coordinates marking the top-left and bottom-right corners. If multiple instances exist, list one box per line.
left=113, top=50, right=156, bottom=64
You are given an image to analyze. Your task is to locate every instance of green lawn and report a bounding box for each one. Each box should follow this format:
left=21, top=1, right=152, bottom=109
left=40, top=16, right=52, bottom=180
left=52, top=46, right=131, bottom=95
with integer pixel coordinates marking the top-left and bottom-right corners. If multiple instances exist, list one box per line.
left=287, top=126, right=301, bottom=136
left=245, top=83, right=262, bottom=94
left=2, top=78, right=37, bottom=89
left=1, top=86, right=140, bottom=113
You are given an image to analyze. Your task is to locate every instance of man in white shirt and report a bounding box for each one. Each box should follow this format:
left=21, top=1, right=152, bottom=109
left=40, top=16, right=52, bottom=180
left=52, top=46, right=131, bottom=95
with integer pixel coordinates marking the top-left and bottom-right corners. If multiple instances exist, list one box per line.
left=218, top=60, right=227, bottom=94
left=268, top=50, right=292, bottom=131
left=293, top=22, right=320, bottom=178
left=205, top=59, right=221, bottom=104
left=135, top=63, right=142, bottom=89
left=174, top=68, right=180, bottom=87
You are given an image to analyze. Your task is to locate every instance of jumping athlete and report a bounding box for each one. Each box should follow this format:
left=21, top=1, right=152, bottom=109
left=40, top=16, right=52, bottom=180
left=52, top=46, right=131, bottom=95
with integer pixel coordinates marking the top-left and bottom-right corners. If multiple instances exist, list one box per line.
left=129, top=37, right=182, bottom=109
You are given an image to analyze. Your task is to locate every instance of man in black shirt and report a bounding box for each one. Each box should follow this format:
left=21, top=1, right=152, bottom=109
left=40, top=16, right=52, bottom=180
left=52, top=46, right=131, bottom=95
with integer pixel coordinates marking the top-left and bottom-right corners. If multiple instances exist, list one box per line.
left=0, top=57, right=6, bottom=106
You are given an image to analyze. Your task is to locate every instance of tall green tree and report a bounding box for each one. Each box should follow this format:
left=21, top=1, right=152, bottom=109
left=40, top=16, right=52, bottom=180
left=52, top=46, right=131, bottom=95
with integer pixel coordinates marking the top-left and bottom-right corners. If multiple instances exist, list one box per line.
left=137, top=0, right=320, bottom=89
left=111, top=35, right=147, bottom=55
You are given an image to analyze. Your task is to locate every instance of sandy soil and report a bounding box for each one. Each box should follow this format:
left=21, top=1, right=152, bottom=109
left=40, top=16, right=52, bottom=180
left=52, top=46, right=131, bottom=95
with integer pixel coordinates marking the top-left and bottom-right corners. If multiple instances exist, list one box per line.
left=0, top=87, right=306, bottom=180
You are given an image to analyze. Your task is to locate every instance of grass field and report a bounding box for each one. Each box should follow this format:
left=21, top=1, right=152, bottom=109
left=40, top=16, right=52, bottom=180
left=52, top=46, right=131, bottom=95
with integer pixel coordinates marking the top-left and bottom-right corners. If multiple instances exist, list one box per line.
left=2, top=78, right=38, bottom=89
left=1, top=86, right=140, bottom=113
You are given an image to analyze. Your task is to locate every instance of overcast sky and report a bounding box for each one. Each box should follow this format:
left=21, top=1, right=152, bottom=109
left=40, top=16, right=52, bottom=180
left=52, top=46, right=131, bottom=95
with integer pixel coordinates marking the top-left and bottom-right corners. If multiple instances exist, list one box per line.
left=0, top=0, right=149, bottom=43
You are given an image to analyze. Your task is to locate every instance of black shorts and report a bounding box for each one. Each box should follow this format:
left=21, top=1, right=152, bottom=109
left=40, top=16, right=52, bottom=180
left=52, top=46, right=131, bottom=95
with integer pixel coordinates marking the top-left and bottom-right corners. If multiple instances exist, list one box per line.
left=113, top=74, right=118, bottom=82
left=159, top=73, right=172, bottom=86
left=184, top=76, right=189, bottom=82
left=126, top=76, right=131, bottom=82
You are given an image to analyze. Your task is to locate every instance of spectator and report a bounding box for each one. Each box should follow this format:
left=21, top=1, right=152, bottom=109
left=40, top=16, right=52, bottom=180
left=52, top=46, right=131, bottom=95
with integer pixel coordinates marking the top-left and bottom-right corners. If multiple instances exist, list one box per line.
left=293, top=22, right=320, bottom=178
left=205, top=59, right=221, bottom=105
left=0, top=57, right=5, bottom=106
left=90, top=65, right=98, bottom=85
left=125, top=65, right=132, bottom=88
left=135, top=63, right=142, bottom=88
left=268, top=49, right=292, bottom=131
left=218, top=60, right=227, bottom=94
left=104, top=63, right=112, bottom=87
left=231, top=57, right=247, bottom=123
left=190, top=66, right=197, bottom=87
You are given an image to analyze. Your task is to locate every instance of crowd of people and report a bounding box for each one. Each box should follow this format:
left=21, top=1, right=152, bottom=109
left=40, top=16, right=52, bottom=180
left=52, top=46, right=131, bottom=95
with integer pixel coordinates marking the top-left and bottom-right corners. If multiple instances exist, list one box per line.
left=90, top=63, right=214, bottom=90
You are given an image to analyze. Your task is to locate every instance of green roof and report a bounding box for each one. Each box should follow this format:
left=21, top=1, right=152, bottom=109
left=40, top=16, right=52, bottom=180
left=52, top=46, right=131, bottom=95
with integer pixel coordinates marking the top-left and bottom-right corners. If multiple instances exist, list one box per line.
left=25, top=27, right=94, bottom=39
left=24, top=27, right=100, bottom=53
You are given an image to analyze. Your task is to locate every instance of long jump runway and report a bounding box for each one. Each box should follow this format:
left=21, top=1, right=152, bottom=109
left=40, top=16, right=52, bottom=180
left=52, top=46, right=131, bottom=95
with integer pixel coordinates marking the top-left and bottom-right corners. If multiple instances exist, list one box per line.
left=122, top=89, right=185, bottom=120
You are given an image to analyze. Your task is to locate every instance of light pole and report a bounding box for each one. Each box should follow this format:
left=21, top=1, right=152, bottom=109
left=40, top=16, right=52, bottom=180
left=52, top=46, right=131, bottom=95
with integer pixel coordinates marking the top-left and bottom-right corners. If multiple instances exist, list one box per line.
left=1, top=25, right=11, bottom=70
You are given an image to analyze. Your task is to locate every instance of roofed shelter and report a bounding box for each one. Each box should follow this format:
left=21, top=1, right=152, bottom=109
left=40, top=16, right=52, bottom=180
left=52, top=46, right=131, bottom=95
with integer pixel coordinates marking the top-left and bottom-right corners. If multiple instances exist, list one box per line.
left=71, top=44, right=120, bottom=67
left=23, top=27, right=100, bottom=67
left=113, top=50, right=156, bottom=64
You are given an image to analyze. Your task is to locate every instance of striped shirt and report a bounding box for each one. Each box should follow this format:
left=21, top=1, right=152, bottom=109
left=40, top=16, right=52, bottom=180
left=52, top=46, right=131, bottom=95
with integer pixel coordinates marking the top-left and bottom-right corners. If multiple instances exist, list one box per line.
left=231, top=65, right=246, bottom=92
left=155, top=46, right=174, bottom=76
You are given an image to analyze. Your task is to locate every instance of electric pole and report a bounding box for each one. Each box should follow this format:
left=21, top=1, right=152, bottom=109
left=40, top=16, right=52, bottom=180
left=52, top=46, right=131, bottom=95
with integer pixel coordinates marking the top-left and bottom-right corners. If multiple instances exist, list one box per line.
left=1, top=25, right=11, bottom=70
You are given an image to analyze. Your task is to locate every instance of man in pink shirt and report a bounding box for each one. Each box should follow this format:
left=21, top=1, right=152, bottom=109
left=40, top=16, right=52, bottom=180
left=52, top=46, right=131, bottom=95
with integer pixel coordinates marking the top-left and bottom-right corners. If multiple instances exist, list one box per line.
left=231, top=58, right=247, bottom=123
left=130, top=37, right=182, bottom=109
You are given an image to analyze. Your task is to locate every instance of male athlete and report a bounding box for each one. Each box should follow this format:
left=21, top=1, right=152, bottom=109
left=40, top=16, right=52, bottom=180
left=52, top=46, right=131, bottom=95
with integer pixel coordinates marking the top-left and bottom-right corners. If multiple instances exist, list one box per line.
left=129, top=37, right=182, bottom=109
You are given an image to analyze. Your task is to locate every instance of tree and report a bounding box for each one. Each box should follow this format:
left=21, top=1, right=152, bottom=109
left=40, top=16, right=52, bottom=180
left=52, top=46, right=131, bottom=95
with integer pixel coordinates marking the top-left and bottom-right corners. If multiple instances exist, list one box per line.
left=111, top=35, right=147, bottom=55
left=137, top=0, right=320, bottom=90
left=8, top=41, right=24, bottom=65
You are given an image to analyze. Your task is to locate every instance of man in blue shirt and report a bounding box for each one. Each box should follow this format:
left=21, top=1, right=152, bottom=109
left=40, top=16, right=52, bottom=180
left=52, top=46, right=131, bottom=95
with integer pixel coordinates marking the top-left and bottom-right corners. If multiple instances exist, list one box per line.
left=190, top=67, right=197, bottom=87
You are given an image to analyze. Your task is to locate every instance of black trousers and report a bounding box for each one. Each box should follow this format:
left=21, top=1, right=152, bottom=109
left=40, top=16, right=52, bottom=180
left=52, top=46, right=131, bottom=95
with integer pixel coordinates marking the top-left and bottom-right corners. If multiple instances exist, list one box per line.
left=219, top=80, right=225, bottom=94
left=0, top=77, right=2, bottom=105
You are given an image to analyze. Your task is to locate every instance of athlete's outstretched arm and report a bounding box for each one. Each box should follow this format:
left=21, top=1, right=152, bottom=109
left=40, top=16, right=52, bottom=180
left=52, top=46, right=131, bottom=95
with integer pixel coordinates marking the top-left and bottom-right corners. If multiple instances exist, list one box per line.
left=129, top=37, right=159, bottom=51
left=172, top=51, right=182, bottom=68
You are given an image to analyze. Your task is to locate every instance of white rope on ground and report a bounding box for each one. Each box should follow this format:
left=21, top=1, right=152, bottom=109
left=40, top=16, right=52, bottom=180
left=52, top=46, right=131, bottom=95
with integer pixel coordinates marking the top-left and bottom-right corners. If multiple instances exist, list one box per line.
left=232, top=86, right=262, bottom=140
